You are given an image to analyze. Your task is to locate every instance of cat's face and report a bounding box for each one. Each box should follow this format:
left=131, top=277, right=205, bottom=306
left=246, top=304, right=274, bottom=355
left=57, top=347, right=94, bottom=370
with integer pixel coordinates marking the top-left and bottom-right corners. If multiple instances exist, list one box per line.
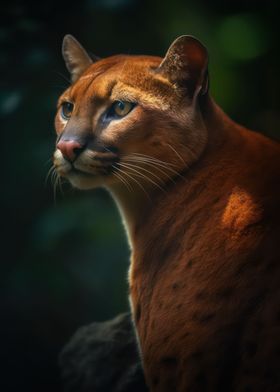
left=53, top=36, right=209, bottom=191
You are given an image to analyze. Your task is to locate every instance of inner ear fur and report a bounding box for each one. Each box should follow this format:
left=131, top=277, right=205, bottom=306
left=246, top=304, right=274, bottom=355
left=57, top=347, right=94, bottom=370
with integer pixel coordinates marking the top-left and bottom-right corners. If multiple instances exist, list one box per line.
left=158, top=35, right=209, bottom=98
left=62, top=34, right=97, bottom=83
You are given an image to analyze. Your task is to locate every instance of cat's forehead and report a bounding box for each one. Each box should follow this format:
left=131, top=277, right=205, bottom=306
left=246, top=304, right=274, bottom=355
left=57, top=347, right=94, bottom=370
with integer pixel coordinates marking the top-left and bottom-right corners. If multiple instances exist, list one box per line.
left=83, top=54, right=162, bottom=81
left=64, top=55, right=175, bottom=108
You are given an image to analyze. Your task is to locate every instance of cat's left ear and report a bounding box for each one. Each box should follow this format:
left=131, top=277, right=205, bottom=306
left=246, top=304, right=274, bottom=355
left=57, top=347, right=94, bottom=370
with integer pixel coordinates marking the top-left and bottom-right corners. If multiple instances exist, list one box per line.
left=62, top=34, right=98, bottom=83
left=158, top=35, right=209, bottom=99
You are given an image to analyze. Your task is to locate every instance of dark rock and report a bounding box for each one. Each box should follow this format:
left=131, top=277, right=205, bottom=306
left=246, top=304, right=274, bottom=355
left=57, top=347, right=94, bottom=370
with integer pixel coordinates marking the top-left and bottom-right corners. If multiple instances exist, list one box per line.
left=59, top=313, right=148, bottom=392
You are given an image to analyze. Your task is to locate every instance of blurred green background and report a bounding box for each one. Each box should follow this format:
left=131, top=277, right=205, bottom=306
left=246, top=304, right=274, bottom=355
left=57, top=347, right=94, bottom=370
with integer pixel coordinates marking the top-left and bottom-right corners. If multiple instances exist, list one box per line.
left=1, top=0, right=279, bottom=391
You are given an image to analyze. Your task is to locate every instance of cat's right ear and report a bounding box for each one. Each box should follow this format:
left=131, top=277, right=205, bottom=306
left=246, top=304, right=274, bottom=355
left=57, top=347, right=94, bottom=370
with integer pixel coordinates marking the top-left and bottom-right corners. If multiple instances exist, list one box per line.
left=62, top=35, right=97, bottom=83
left=158, top=35, right=209, bottom=100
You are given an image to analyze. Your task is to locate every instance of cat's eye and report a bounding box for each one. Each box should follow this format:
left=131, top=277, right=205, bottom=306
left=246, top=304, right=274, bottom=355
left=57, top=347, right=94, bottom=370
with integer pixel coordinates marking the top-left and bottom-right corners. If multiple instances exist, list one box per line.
left=107, top=100, right=135, bottom=119
left=61, top=101, right=74, bottom=120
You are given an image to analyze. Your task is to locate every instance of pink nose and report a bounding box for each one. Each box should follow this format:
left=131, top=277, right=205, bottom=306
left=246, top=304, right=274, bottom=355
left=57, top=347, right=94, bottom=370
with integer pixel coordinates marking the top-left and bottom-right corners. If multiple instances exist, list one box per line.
left=56, top=140, right=83, bottom=162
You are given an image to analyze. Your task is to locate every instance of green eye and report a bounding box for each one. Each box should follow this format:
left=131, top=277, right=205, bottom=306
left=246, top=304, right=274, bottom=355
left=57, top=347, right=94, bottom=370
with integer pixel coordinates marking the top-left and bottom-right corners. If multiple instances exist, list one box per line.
left=112, top=101, right=134, bottom=117
left=61, top=101, right=74, bottom=120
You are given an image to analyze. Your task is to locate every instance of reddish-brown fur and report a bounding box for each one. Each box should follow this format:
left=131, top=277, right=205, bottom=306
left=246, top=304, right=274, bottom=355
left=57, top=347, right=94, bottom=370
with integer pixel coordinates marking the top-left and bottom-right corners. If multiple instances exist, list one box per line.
left=53, top=35, right=280, bottom=391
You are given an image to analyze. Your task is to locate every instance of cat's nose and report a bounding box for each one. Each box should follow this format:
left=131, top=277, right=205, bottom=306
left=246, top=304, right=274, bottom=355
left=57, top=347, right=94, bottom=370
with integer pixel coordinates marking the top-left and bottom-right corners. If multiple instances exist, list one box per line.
left=56, top=140, right=84, bottom=162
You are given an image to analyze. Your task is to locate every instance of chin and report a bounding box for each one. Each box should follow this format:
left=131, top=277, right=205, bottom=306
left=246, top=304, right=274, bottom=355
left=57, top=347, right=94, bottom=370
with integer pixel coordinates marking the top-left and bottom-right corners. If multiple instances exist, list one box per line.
left=68, top=173, right=106, bottom=190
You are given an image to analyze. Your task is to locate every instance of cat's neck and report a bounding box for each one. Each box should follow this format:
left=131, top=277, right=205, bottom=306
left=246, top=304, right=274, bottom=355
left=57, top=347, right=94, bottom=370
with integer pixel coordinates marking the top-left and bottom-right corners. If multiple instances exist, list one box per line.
left=108, top=182, right=157, bottom=249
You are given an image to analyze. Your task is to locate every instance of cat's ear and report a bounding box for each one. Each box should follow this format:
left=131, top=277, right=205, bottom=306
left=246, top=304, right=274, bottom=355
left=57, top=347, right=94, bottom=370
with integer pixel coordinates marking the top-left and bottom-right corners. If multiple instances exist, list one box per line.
left=158, top=35, right=209, bottom=99
left=62, top=35, right=97, bottom=83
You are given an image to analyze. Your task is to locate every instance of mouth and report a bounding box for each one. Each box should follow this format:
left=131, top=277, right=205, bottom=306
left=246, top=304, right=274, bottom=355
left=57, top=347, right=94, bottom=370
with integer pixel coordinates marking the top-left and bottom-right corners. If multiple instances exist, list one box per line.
left=53, top=148, right=120, bottom=189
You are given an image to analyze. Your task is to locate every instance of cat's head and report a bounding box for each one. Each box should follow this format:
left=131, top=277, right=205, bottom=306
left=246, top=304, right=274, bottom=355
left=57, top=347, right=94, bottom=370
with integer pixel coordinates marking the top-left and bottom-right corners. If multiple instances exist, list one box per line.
left=53, top=35, right=209, bottom=191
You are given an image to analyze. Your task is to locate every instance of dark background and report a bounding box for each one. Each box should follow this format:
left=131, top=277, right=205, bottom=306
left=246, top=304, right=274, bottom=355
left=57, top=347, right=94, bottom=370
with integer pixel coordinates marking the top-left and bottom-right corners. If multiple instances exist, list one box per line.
left=1, top=0, right=280, bottom=391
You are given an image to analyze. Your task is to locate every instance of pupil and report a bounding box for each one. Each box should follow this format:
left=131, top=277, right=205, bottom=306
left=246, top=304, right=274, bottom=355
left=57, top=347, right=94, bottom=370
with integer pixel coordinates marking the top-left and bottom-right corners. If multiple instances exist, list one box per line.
left=62, top=102, right=73, bottom=118
left=118, top=101, right=124, bottom=110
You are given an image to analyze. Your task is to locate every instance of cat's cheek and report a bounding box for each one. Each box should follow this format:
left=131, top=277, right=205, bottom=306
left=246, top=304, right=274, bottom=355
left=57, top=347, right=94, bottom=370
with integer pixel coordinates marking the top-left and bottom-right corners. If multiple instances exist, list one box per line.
left=100, top=116, right=138, bottom=146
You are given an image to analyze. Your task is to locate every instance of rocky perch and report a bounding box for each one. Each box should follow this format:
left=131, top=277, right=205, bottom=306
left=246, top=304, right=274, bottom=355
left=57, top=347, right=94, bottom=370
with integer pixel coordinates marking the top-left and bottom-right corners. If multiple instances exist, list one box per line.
left=59, top=313, right=148, bottom=392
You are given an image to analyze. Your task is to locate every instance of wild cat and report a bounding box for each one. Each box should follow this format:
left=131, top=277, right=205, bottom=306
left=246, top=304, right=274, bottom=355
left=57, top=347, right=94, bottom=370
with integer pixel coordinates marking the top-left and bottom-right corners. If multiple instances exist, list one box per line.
left=53, top=35, right=280, bottom=391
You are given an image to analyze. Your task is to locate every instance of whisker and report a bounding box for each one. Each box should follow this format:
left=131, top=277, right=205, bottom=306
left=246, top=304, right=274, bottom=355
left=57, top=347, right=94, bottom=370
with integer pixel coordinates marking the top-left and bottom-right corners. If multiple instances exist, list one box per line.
left=115, top=166, right=151, bottom=200
left=124, top=157, right=180, bottom=182
left=51, top=168, right=58, bottom=186
left=58, top=176, right=64, bottom=195
left=53, top=172, right=60, bottom=205
left=130, top=152, right=177, bottom=167
left=47, top=168, right=65, bottom=204
left=53, top=70, right=71, bottom=85
left=113, top=172, right=131, bottom=193
left=103, top=146, right=115, bottom=153
left=166, top=143, right=188, bottom=166
left=125, top=155, right=185, bottom=179
left=44, top=157, right=53, bottom=167
left=45, top=165, right=56, bottom=187
left=112, top=166, right=133, bottom=193
left=128, top=155, right=179, bottom=172
left=178, top=142, right=197, bottom=159
left=118, top=162, right=167, bottom=194
left=120, top=161, right=167, bottom=185
left=52, top=84, right=70, bottom=91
